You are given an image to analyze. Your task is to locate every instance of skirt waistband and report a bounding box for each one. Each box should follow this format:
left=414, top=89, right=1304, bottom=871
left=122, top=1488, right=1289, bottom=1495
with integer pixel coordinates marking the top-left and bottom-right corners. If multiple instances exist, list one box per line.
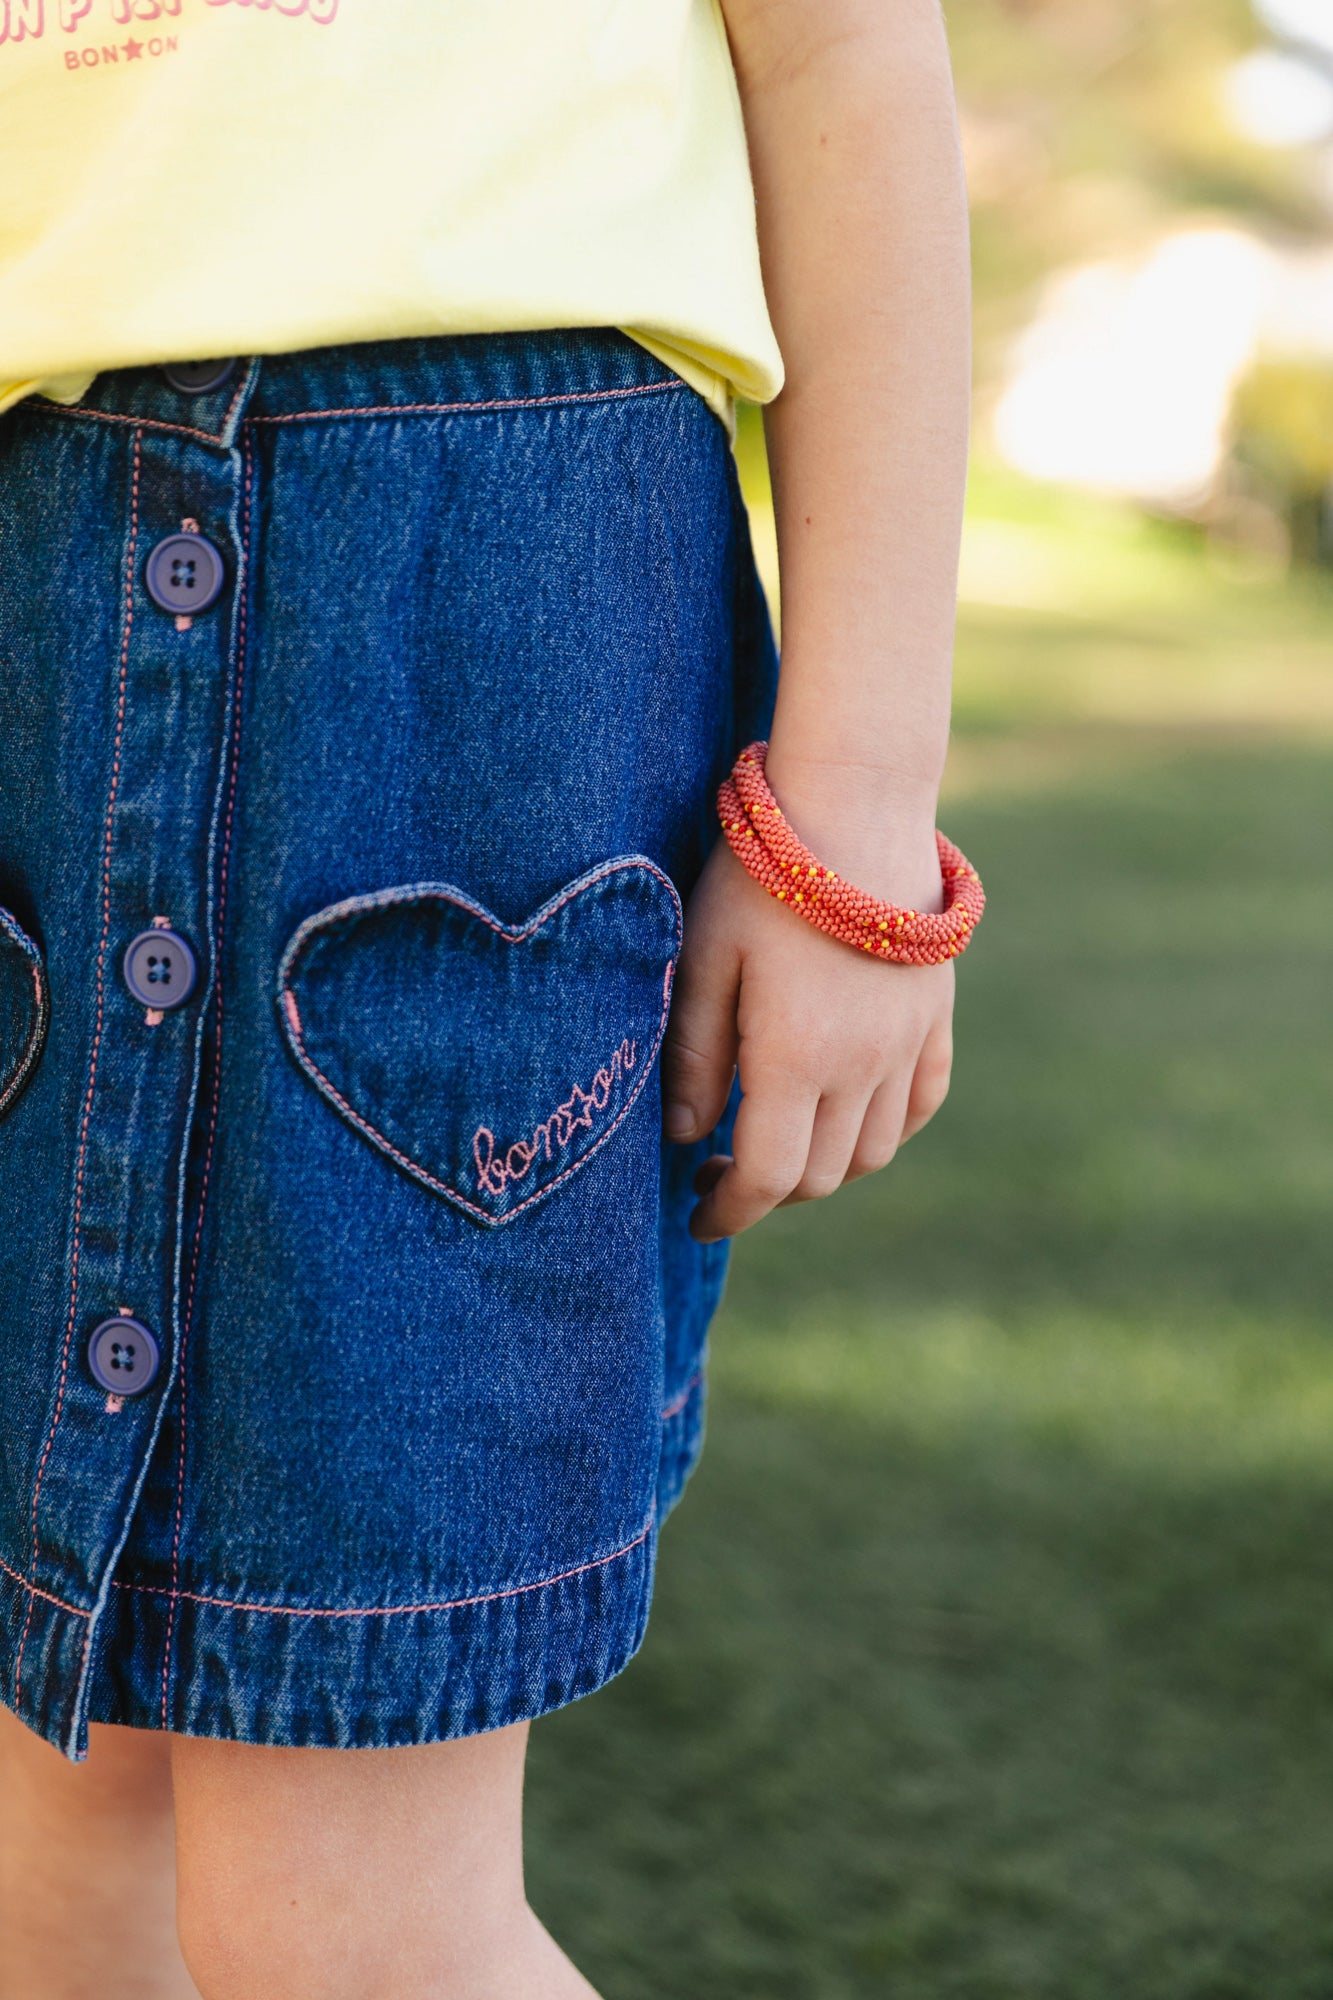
left=22, top=329, right=686, bottom=454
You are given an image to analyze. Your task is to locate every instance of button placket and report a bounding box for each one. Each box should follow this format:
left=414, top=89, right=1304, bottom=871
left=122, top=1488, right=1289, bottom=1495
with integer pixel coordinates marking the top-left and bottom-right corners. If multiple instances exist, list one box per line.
left=16, top=416, right=253, bottom=1699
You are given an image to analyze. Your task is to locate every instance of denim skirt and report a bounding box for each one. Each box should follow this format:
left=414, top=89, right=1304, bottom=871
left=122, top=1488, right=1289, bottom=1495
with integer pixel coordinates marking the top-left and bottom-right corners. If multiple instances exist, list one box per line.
left=0, top=330, right=777, bottom=1758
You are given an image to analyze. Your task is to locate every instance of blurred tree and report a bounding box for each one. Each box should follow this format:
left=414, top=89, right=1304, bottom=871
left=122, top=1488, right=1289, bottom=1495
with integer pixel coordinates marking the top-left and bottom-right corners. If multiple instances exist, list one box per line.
left=1227, top=356, right=1333, bottom=564
left=948, top=0, right=1318, bottom=376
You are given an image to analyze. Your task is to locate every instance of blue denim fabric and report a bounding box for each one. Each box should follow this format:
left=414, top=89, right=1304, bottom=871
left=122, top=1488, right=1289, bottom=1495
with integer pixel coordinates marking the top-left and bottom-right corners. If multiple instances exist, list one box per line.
left=0, top=330, right=777, bottom=1759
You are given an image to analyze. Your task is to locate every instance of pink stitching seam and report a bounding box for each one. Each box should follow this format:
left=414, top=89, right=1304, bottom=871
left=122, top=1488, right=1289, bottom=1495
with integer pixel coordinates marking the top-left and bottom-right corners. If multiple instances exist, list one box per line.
left=28, top=404, right=238, bottom=452
left=0, top=954, right=44, bottom=1119
left=160, top=433, right=254, bottom=1728
left=244, top=379, right=683, bottom=427
left=25, top=373, right=682, bottom=450
left=220, top=363, right=251, bottom=439
left=278, top=859, right=681, bottom=1225
left=283, top=856, right=678, bottom=958
left=472, top=1036, right=637, bottom=1197
left=111, top=1521, right=652, bottom=1621
left=0, top=1547, right=90, bottom=1620
left=291, top=1034, right=663, bottom=1226
left=661, top=1372, right=703, bottom=1423
left=13, top=428, right=142, bottom=1707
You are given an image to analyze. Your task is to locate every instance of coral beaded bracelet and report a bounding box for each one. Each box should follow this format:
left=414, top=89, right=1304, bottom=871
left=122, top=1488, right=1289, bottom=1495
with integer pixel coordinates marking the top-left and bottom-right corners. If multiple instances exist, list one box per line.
left=717, top=741, right=986, bottom=966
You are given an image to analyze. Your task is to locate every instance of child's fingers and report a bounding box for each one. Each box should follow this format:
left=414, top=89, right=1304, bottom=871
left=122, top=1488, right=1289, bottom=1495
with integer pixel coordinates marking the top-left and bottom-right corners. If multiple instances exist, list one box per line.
left=661, top=933, right=741, bottom=1144
left=778, top=1091, right=872, bottom=1204
left=843, top=1021, right=951, bottom=1184
left=688, top=1065, right=819, bottom=1242
left=901, top=1017, right=953, bottom=1144
left=691, top=1153, right=730, bottom=1199
left=845, top=1075, right=912, bottom=1182
left=844, top=1021, right=951, bottom=1182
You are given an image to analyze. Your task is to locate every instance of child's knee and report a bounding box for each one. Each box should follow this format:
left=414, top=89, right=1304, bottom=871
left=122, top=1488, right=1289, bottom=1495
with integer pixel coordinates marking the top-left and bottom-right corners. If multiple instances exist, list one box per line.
left=172, top=1730, right=533, bottom=2000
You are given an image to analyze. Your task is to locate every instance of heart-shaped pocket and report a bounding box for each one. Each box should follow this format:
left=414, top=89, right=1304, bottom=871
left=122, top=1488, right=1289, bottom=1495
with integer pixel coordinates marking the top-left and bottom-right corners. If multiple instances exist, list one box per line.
left=276, top=856, right=683, bottom=1226
left=0, top=906, right=49, bottom=1123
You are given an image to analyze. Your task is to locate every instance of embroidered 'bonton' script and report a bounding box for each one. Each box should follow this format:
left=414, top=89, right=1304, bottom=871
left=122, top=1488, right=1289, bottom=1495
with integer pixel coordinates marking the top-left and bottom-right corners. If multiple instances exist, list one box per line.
left=472, top=1037, right=637, bottom=1197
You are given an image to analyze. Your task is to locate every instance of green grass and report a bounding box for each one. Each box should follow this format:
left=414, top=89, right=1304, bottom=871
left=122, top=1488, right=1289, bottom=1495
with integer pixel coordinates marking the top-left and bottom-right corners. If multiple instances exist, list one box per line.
left=525, top=475, right=1333, bottom=1996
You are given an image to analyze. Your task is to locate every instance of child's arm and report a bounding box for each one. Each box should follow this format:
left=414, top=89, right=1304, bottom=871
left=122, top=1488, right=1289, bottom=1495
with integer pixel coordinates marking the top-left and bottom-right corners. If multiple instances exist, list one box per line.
left=663, top=0, right=972, bottom=1242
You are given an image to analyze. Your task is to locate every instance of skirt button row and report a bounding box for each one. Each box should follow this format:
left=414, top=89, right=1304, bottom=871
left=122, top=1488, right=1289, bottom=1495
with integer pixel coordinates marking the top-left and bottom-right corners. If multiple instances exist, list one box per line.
left=102, top=392, right=234, bottom=1405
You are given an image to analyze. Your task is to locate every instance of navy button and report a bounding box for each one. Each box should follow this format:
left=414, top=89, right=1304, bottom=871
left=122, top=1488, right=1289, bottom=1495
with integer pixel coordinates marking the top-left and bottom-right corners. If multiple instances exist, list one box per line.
left=144, top=531, right=225, bottom=616
left=162, top=358, right=237, bottom=395
left=88, top=1316, right=160, bottom=1397
left=122, top=927, right=197, bottom=1009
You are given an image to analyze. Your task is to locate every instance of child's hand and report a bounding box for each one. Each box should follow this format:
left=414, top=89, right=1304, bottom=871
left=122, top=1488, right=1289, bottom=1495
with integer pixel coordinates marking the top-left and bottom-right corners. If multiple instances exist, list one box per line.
left=662, top=812, right=955, bottom=1244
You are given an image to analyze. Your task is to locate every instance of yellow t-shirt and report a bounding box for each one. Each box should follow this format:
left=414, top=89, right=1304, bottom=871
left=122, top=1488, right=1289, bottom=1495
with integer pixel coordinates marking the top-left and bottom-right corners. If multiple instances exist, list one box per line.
left=0, top=0, right=783, bottom=429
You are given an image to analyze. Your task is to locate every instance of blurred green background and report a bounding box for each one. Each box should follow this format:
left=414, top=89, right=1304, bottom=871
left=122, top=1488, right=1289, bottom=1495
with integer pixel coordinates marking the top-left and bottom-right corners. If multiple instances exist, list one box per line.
left=529, top=3, right=1333, bottom=1993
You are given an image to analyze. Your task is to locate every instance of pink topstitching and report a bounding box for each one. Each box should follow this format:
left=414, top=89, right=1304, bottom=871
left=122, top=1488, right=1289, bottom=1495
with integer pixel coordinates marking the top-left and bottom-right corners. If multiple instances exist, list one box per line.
left=219, top=361, right=253, bottom=440
left=0, top=958, right=44, bottom=1119
left=245, top=379, right=684, bottom=427
left=13, top=428, right=142, bottom=1708
left=661, top=1372, right=702, bottom=1423
left=284, top=855, right=679, bottom=959
left=472, top=1036, right=637, bottom=1197
left=32, top=404, right=240, bottom=452
left=0, top=1546, right=90, bottom=1621
left=28, top=371, right=682, bottom=453
left=111, top=1520, right=651, bottom=1621
left=159, top=433, right=254, bottom=1728
left=290, top=1040, right=662, bottom=1226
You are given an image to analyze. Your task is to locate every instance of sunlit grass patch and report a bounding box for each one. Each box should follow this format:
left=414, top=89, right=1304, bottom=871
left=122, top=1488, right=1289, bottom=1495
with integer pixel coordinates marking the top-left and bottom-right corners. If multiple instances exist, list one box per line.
left=715, top=1305, right=1333, bottom=1484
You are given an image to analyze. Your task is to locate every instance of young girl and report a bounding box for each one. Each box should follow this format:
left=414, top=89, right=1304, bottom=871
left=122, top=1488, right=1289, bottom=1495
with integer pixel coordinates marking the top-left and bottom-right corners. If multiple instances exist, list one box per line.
left=0, top=0, right=977, bottom=1993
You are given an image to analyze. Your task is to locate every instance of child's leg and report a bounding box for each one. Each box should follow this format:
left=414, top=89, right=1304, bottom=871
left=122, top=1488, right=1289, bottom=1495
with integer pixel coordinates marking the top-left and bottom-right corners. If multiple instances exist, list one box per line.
left=171, top=1720, right=599, bottom=2000
left=0, top=1706, right=196, bottom=2000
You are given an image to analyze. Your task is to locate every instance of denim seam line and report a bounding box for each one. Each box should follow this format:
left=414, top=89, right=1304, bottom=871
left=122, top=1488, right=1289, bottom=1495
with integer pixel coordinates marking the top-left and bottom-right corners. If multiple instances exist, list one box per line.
left=660, top=1371, right=703, bottom=1423
left=158, top=430, right=256, bottom=1729
left=0, top=918, right=48, bottom=1121
left=276, top=859, right=683, bottom=1226
left=218, top=363, right=254, bottom=444
left=0, top=1548, right=91, bottom=1620
left=110, top=1519, right=654, bottom=1620
left=23, top=405, right=242, bottom=453
left=22, top=378, right=686, bottom=447
left=243, top=379, right=688, bottom=426
left=13, top=428, right=144, bottom=1706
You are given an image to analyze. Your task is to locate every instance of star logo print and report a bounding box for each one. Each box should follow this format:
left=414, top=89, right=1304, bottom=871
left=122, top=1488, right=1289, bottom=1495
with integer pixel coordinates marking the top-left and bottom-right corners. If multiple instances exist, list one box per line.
left=122, top=36, right=143, bottom=57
